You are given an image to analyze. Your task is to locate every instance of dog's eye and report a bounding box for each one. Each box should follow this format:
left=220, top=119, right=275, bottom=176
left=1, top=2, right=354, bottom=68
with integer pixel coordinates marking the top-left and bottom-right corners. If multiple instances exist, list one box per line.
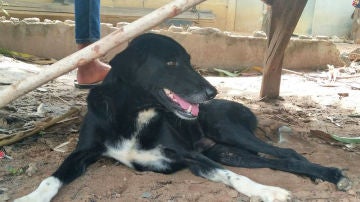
left=166, top=61, right=178, bottom=67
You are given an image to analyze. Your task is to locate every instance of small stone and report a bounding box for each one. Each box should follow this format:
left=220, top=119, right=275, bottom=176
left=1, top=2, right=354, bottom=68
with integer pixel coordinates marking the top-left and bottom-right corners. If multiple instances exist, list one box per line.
left=116, top=22, right=129, bottom=28
left=278, top=126, right=292, bottom=133
left=0, top=188, right=8, bottom=192
left=0, top=193, right=10, bottom=201
left=168, top=25, right=184, bottom=32
left=35, top=103, right=46, bottom=116
left=64, top=20, right=75, bottom=25
left=249, top=196, right=262, bottom=202
left=9, top=17, right=20, bottom=23
left=23, top=18, right=40, bottom=23
left=298, top=35, right=312, bottom=39
left=228, top=190, right=238, bottom=198
left=331, top=35, right=344, bottom=43
left=36, top=87, right=48, bottom=92
left=237, top=195, right=249, bottom=202
left=316, top=35, right=330, bottom=40
left=26, top=163, right=38, bottom=177
left=141, top=192, right=152, bottom=198
left=189, top=27, right=221, bottom=35
left=348, top=189, right=356, bottom=196
left=44, top=19, right=54, bottom=24
left=187, top=26, right=201, bottom=32
left=101, top=23, right=113, bottom=28
left=253, top=31, right=267, bottom=38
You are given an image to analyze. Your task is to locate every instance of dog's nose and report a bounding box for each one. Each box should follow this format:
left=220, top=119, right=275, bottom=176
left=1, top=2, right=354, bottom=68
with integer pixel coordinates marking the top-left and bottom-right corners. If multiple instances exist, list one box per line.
left=206, top=87, right=217, bottom=99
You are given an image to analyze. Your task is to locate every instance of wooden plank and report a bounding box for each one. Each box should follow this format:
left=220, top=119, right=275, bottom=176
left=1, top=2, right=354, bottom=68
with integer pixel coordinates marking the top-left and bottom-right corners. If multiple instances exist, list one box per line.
left=260, top=0, right=307, bottom=99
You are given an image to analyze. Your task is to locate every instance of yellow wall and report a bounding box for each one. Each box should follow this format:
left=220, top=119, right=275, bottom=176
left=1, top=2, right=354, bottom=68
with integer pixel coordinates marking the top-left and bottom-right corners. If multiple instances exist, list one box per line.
left=101, top=0, right=234, bottom=31
left=18, top=0, right=278, bottom=34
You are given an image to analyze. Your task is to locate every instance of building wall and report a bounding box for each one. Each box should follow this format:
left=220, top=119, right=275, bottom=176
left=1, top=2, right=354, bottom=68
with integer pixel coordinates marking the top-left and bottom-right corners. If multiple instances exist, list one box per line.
left=9, top=0, right=356, bottom=36
left=0, top=18, right=344, bottom=70
left=311, top=0, right=354, bottom=37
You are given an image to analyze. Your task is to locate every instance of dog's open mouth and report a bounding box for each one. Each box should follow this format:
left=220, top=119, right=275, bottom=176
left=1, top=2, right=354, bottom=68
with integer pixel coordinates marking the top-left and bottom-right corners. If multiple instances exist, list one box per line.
left=160, top=88, right=199, bottom=119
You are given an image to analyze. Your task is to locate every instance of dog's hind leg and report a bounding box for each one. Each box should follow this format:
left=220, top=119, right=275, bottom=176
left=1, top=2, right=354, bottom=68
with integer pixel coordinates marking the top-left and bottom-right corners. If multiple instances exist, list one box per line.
left=207, top=123, right=308, bottom=161
left=181, top=152, right=291, bottom=202
left=204, top=144, right=351, bottom=191
left=14, top=148, right=104, bottom=202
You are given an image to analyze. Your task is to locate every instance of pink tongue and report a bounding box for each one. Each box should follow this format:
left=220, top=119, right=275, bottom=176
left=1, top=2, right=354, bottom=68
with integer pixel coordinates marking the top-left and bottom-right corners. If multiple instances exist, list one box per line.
left=172, top=94, right=199, bottom=116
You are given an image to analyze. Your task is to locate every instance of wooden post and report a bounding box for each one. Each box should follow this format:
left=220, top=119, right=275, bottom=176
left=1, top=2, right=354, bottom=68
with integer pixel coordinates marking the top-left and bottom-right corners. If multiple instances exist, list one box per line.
left=260, top=0, right=307, bottom=99
left=0, top=0, right=206, bottom=108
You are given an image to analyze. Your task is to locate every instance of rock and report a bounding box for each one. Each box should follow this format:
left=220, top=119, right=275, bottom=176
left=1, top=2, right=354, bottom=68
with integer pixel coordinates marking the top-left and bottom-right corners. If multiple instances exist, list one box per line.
left=36, top=88, right=48, bottom=92
left=228, top=190, right=238, bottom=198
left=101, top=23, right=113, bottom=28
left=249, top=196, right=262, bottom=202
left=23, top=18, right=40, bottom=23
left=253, top=31, right=267, bottom=38
left=44, top=19, right=54, bottom=24
left=0, top=193, right=10, bottom=201
left=116, top=22, right=129, bottom=28
left=141, top=192, right=152, bottom=198
left=278, top=125, right=292, bottom=133
left=9, top=17, right=20, bottom=23
left=189, top=27, right=222, bottom=35
left=0, top=118, right=9, bottom=129
left=298, top=35, right=312, bottom=40
left=187, top=26, right=201, bottom=32
left=316, top=35, right=330, bottom=40
left=340, top=53, right=351, bottom=66
left=26, top=163, right=38, bottom=177
left=168, top=25, right=184, bottom=32
left=64, top=20, right=75, bottom=25
left=330, top=35, right=345, bottom=43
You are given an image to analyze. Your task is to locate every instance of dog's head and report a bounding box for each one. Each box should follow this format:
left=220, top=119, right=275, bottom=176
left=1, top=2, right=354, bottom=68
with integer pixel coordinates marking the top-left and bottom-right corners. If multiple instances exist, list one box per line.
left=106, top=33, right=217, bottom=120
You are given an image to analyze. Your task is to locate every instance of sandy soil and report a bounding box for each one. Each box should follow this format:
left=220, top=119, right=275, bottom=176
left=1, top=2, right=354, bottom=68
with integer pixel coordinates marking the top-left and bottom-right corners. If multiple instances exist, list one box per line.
left=1, top=53, right=360, bottom=202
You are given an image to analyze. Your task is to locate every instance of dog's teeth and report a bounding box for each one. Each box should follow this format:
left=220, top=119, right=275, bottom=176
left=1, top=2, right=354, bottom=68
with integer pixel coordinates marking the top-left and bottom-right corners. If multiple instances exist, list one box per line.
left=187, top=105, right=192, bottom=113
left=164, top=89, right=170, bottom=95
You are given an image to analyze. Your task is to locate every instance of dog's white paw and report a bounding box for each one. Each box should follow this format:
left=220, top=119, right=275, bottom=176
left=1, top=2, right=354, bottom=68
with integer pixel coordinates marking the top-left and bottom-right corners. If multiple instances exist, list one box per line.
left=14, top=176, right=62, bottom=202
left=14, top=195, right=43, bottom=202
left=14, top=192, right=53, bottom=202
left=255, top=186, right=291, bottom=202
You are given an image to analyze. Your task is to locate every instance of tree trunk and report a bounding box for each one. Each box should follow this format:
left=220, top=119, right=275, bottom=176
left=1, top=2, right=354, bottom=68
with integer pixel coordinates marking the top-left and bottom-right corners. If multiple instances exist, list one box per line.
left=260, top=0, right=307, bottom=99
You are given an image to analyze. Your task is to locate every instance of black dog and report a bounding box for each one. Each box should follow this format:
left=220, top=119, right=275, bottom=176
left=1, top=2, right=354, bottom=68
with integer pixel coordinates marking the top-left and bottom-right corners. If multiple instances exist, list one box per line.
left=16, top=33, right=351, bottom=202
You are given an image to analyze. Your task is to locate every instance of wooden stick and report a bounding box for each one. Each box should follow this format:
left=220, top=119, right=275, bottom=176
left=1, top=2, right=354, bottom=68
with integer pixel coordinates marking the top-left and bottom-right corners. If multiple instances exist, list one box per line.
left=0, top=0, right=206, bottom=108
left=0, top=107, right=79, bottom=146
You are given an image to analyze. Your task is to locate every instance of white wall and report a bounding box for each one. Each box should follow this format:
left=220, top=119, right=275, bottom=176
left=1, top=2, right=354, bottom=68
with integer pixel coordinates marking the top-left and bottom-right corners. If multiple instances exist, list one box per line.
left=234, top=0, right=354, bottom=37
left=311, top=0, right=354, bottom=37
left=234, top=0, right=264, bottom=33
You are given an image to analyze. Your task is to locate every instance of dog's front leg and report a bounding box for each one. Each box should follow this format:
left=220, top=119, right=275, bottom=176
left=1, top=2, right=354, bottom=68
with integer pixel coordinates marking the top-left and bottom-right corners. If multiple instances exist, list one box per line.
left=14, top=176, right=62, bottom=202
left=183, top=152, right=291, bottom=202
left=15, top=148, right=103, bottom=202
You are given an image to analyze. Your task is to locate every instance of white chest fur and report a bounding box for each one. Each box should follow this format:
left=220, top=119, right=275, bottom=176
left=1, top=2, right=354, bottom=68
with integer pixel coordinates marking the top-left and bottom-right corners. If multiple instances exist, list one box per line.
left=104, top=109, right=171, bottom=170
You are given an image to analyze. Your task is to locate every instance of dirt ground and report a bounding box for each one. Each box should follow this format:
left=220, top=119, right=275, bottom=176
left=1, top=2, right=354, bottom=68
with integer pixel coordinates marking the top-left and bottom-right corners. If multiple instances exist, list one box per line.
left=1, top=44, right=360, bottom=202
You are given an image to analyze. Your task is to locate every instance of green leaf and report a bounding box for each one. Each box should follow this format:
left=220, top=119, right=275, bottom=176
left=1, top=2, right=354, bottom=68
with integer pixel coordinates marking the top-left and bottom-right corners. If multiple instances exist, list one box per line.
left=214, top=68, right=239, bottom=77
left=330, top=134, right=360, bottom=144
